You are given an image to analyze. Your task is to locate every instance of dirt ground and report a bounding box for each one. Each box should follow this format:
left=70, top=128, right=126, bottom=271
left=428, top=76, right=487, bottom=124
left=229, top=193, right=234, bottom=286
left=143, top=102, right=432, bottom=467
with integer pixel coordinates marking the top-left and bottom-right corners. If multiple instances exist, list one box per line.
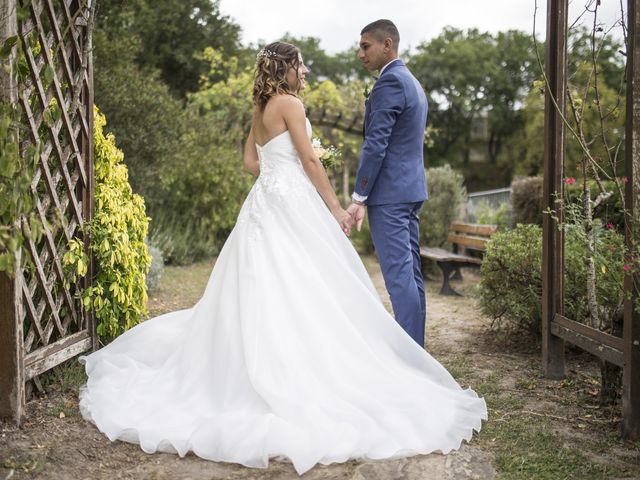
left=1, top=257, right=639, bottom=479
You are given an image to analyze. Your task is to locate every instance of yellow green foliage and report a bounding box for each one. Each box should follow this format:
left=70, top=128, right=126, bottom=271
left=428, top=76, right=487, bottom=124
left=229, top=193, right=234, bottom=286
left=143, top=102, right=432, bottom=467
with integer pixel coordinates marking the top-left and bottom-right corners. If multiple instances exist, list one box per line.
left=64, top=107, right=151, bottom=340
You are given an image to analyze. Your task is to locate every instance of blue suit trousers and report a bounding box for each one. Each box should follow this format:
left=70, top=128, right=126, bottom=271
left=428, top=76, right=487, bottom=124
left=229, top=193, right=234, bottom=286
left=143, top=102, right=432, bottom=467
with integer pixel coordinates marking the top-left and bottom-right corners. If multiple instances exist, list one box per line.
left=367, top=202, right=426, bottom=347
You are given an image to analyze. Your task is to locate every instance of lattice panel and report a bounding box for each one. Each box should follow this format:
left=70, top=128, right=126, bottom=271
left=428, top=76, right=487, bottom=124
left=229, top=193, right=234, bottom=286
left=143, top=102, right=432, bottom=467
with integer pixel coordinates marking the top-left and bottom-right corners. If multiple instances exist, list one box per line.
left=16, top=0, right=93, bottom=376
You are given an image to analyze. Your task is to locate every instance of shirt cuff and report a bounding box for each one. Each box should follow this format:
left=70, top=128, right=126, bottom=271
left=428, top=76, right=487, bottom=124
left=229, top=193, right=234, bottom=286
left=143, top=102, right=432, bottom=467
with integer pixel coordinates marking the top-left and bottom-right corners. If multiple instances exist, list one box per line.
left=352, top=193, right=368, bottom=203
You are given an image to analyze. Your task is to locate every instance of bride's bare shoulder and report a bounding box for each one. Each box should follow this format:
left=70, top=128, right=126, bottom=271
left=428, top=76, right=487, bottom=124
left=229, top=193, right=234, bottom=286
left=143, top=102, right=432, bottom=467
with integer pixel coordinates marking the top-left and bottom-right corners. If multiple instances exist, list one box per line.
left=269, top=94, right=304, bottom=112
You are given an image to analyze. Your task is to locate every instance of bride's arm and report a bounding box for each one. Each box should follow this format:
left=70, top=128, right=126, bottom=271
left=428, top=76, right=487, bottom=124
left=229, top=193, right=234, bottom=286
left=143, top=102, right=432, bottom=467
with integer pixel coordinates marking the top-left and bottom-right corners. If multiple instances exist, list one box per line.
left=281, top=96, right=352, bottom=234
left=243, top=128, right=260, bottom=176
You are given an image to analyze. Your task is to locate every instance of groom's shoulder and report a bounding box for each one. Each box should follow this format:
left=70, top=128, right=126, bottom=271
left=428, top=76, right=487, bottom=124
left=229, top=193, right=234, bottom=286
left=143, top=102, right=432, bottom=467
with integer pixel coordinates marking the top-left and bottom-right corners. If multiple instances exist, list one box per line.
left=379, top=65, right=416, bottom=93
left=383, top=61, right=416, bottom=82
left=378, top=65, right=405, bottom=86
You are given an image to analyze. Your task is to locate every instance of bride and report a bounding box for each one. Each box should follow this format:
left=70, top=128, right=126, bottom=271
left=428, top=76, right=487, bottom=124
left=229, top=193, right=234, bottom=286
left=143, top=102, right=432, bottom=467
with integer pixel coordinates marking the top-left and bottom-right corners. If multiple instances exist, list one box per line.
left=79, top=41, right=488, bottom=476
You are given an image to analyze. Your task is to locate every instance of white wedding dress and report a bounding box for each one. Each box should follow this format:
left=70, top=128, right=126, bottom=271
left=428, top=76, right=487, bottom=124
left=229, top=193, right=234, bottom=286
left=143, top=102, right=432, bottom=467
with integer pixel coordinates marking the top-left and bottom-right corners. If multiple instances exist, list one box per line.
left=79, top=118, right=488, bottom=475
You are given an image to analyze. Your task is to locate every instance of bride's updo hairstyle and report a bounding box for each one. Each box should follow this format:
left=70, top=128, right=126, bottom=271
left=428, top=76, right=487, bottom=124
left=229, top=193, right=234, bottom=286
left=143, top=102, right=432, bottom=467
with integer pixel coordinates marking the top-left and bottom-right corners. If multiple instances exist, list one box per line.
left=253, top=41, right=301, bottom=111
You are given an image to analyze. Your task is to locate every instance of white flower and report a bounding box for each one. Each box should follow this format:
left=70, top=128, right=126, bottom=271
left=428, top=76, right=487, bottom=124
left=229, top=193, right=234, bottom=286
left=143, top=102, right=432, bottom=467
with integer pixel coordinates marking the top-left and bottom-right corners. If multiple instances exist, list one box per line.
left=310, top=137, right=342, bottom=170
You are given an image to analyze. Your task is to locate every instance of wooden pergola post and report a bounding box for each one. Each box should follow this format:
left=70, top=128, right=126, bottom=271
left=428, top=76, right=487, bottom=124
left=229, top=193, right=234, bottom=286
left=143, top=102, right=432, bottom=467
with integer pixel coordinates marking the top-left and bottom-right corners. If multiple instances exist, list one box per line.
left=85, top=20, right=97, bottom=352
left=542, top=0, right=640, bottom=439
left=542, top=0, right=567, bottom=380
left=0, top=0, right=25, bottom=425
left=0, top=252, right=24, bottom=425
left=622, top=0, right=640, bottom=441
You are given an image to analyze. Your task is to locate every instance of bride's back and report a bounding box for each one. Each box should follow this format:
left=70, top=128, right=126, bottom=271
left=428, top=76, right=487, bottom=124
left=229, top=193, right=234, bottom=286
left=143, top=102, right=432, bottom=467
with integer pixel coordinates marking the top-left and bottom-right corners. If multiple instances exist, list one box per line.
left=252, top=95, right=290, bottom=146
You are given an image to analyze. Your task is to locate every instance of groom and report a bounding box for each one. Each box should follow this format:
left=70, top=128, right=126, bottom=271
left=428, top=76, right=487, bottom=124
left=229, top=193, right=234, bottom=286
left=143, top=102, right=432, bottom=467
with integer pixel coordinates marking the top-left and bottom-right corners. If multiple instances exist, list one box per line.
left=347, top=19, right=428, bottom=347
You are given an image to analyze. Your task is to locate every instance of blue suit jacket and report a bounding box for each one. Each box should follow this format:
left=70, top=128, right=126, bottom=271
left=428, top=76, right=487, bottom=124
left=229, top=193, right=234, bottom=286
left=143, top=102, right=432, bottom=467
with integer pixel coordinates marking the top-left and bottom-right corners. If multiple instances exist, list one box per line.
left=355, top=60, right=428, bottom=206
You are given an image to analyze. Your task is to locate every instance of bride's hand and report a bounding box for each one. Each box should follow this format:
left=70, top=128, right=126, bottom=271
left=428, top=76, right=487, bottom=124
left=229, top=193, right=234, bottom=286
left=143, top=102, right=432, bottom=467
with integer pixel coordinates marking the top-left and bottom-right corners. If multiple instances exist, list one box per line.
left=332, top=207, right=354, bottom=236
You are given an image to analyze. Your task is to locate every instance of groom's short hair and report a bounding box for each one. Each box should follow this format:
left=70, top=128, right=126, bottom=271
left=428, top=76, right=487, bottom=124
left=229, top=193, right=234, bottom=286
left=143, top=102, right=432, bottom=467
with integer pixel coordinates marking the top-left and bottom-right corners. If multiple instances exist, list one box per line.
left=361, top=20, right=400, bottom=52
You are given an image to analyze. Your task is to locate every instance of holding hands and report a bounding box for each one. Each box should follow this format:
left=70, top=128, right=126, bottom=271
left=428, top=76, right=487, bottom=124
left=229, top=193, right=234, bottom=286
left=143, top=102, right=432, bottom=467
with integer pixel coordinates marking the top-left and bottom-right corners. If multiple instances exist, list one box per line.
left=346, top=203, right=365, bottom=232
left=332, top=202, right=365, bottom=237
left=332, top=207, right=355, bottom=236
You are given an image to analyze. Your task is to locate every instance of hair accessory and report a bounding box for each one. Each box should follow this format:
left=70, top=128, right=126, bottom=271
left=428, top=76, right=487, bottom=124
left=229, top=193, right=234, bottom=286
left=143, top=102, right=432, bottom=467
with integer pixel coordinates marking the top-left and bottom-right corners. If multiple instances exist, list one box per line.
left=256, top=48, right=278, bottom=61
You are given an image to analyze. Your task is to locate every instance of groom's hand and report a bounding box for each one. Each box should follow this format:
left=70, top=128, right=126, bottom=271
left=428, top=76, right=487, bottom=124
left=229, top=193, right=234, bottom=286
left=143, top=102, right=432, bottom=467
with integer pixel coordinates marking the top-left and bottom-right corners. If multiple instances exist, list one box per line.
left=347, top=203, right=366, bottom=232
left=331, top=207, right=355, bottom=236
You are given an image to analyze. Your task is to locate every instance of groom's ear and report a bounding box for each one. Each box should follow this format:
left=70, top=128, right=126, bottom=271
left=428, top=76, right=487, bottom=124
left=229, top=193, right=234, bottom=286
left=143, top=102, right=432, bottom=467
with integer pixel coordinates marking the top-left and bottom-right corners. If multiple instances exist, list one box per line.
left=384, top=37, right=395, bottom=53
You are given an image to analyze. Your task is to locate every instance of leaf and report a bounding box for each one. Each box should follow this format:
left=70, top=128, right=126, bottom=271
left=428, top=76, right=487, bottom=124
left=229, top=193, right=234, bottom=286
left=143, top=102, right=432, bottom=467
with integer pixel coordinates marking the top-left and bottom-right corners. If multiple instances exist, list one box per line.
left=0, top=36, right=18, bottom=59
left=0, top=115, right=12, bottom=138
left=0, top=153, right=17, bottom=177
left=76, top=258, right=87, bottom=276
left=16, top=6, right=30, bottom=22
left=23, top=143, right=40, bottom=166
left=42, top=65, right=54, bottom=85
left=16, top=58, right=29, bottom=79
left=43, top=108, right=54, bottom=128
left=52, top=105, right=61, bottom=123
left=0, top=252, right=13, bottom=272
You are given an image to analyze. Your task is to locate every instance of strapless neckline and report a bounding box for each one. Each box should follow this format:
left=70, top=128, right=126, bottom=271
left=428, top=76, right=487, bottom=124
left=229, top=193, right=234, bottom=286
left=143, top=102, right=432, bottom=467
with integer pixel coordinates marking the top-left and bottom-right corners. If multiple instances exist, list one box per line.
left=255, top=129, right=289, bottom=150
left=255, top=118, right=311, bottom=150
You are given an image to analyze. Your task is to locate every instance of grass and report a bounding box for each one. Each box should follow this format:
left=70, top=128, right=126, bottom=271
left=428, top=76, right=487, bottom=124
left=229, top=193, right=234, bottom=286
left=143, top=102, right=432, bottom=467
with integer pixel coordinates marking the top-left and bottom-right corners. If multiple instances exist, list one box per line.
left=2, top=454, right=45, bottom=475
left=47, top=398, right=78, bottom=418
left=441, top=355, right=473, bottom=380
left=486, top=419, right=622, bottom=479
left=515, top=377, right=539, bottom=390
left=147, top=257, right=216, bottom=316
left=40, top=359, right=87, bottom=394
left=467, top=363, right=640, bottom=480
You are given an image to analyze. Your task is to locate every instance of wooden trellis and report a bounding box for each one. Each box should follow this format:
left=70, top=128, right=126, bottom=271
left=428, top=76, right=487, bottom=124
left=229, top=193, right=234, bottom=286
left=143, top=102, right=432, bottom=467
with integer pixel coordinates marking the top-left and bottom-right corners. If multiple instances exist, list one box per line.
left=542, top=0, right=640, bottom=439
left=0, top=0, right=94, bottom=425
left=307, top=109, right=364, bottom=136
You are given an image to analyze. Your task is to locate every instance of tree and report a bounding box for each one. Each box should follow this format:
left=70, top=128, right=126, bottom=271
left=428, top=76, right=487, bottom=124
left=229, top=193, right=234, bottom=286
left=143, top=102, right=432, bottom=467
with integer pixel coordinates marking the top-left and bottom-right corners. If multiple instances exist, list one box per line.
left=92, top=27, right=185, bottom=206
left=515, top=27, right=625, bottom=177
left=95, top=0, right=243, bottom=97
left=487, top=31, right=539, bottom=164
left=409, top=28, right=538, bottom=171
left=148, top=50, right=254, bottom=264
left=279, top=35, right=368, bottom=84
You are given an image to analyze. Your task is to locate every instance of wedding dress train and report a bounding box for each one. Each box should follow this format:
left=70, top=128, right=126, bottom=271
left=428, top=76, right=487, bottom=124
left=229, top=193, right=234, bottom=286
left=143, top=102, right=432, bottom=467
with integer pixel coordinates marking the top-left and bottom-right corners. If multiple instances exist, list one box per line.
left=79, top=119, right=487, bottom=475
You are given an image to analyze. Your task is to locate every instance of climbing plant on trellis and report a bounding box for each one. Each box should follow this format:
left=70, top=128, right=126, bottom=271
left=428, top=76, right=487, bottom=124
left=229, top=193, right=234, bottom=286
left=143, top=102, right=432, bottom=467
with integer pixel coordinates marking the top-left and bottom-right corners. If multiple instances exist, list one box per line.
left=0, top=0, right=95, bottom=424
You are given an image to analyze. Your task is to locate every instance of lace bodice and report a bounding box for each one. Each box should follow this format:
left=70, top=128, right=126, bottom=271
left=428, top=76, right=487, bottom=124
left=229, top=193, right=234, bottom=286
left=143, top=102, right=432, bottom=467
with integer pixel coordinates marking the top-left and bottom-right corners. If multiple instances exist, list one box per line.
left=252, top=118, right=315, bottom=197
left=236, top=118, right=317, bottom=239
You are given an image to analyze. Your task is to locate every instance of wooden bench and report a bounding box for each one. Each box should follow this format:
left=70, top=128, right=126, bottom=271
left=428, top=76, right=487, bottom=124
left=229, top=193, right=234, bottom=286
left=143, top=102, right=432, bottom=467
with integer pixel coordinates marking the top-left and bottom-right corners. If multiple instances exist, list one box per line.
left=420, top=222, right=498, bottom=296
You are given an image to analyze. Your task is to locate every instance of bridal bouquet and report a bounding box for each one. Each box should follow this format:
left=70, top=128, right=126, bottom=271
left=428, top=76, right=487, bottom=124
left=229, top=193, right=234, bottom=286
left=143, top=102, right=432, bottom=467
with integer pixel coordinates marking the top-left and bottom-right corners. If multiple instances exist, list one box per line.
left=312, top=137, right=342, bottom=170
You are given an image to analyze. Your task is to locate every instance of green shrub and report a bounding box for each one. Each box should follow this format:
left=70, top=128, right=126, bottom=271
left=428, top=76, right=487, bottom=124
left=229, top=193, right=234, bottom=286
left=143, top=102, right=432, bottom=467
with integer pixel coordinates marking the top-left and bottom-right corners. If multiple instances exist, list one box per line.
left=479, top=222, right=624, bottom=333
left=472, top=200, right=511, bottom=230
left=511, top=176, right=544, bottom=225
left=145, top=241, right=164, bottom=292
left=147, top=58, right=254, bottom=265
left=478, top=224, right=543, bottom=331
left=148, top=107, right=253, bottom=264
left=64, top=108, right=151, bottom=341
left=564, top=179, right=625, bottom=229
left=421, top=164, right=467, bottom=247
left=511, top=176, right=624, bottom=228
left=93, top=29, right=185, bottom=207
left=148, top=210, right=234, bottom=265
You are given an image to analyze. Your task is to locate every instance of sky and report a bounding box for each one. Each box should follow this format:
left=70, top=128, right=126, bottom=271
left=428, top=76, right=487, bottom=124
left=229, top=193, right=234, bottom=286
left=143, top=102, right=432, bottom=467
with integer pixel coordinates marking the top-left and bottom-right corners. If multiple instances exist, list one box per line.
left=218, top=0, right=626, bottom=54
